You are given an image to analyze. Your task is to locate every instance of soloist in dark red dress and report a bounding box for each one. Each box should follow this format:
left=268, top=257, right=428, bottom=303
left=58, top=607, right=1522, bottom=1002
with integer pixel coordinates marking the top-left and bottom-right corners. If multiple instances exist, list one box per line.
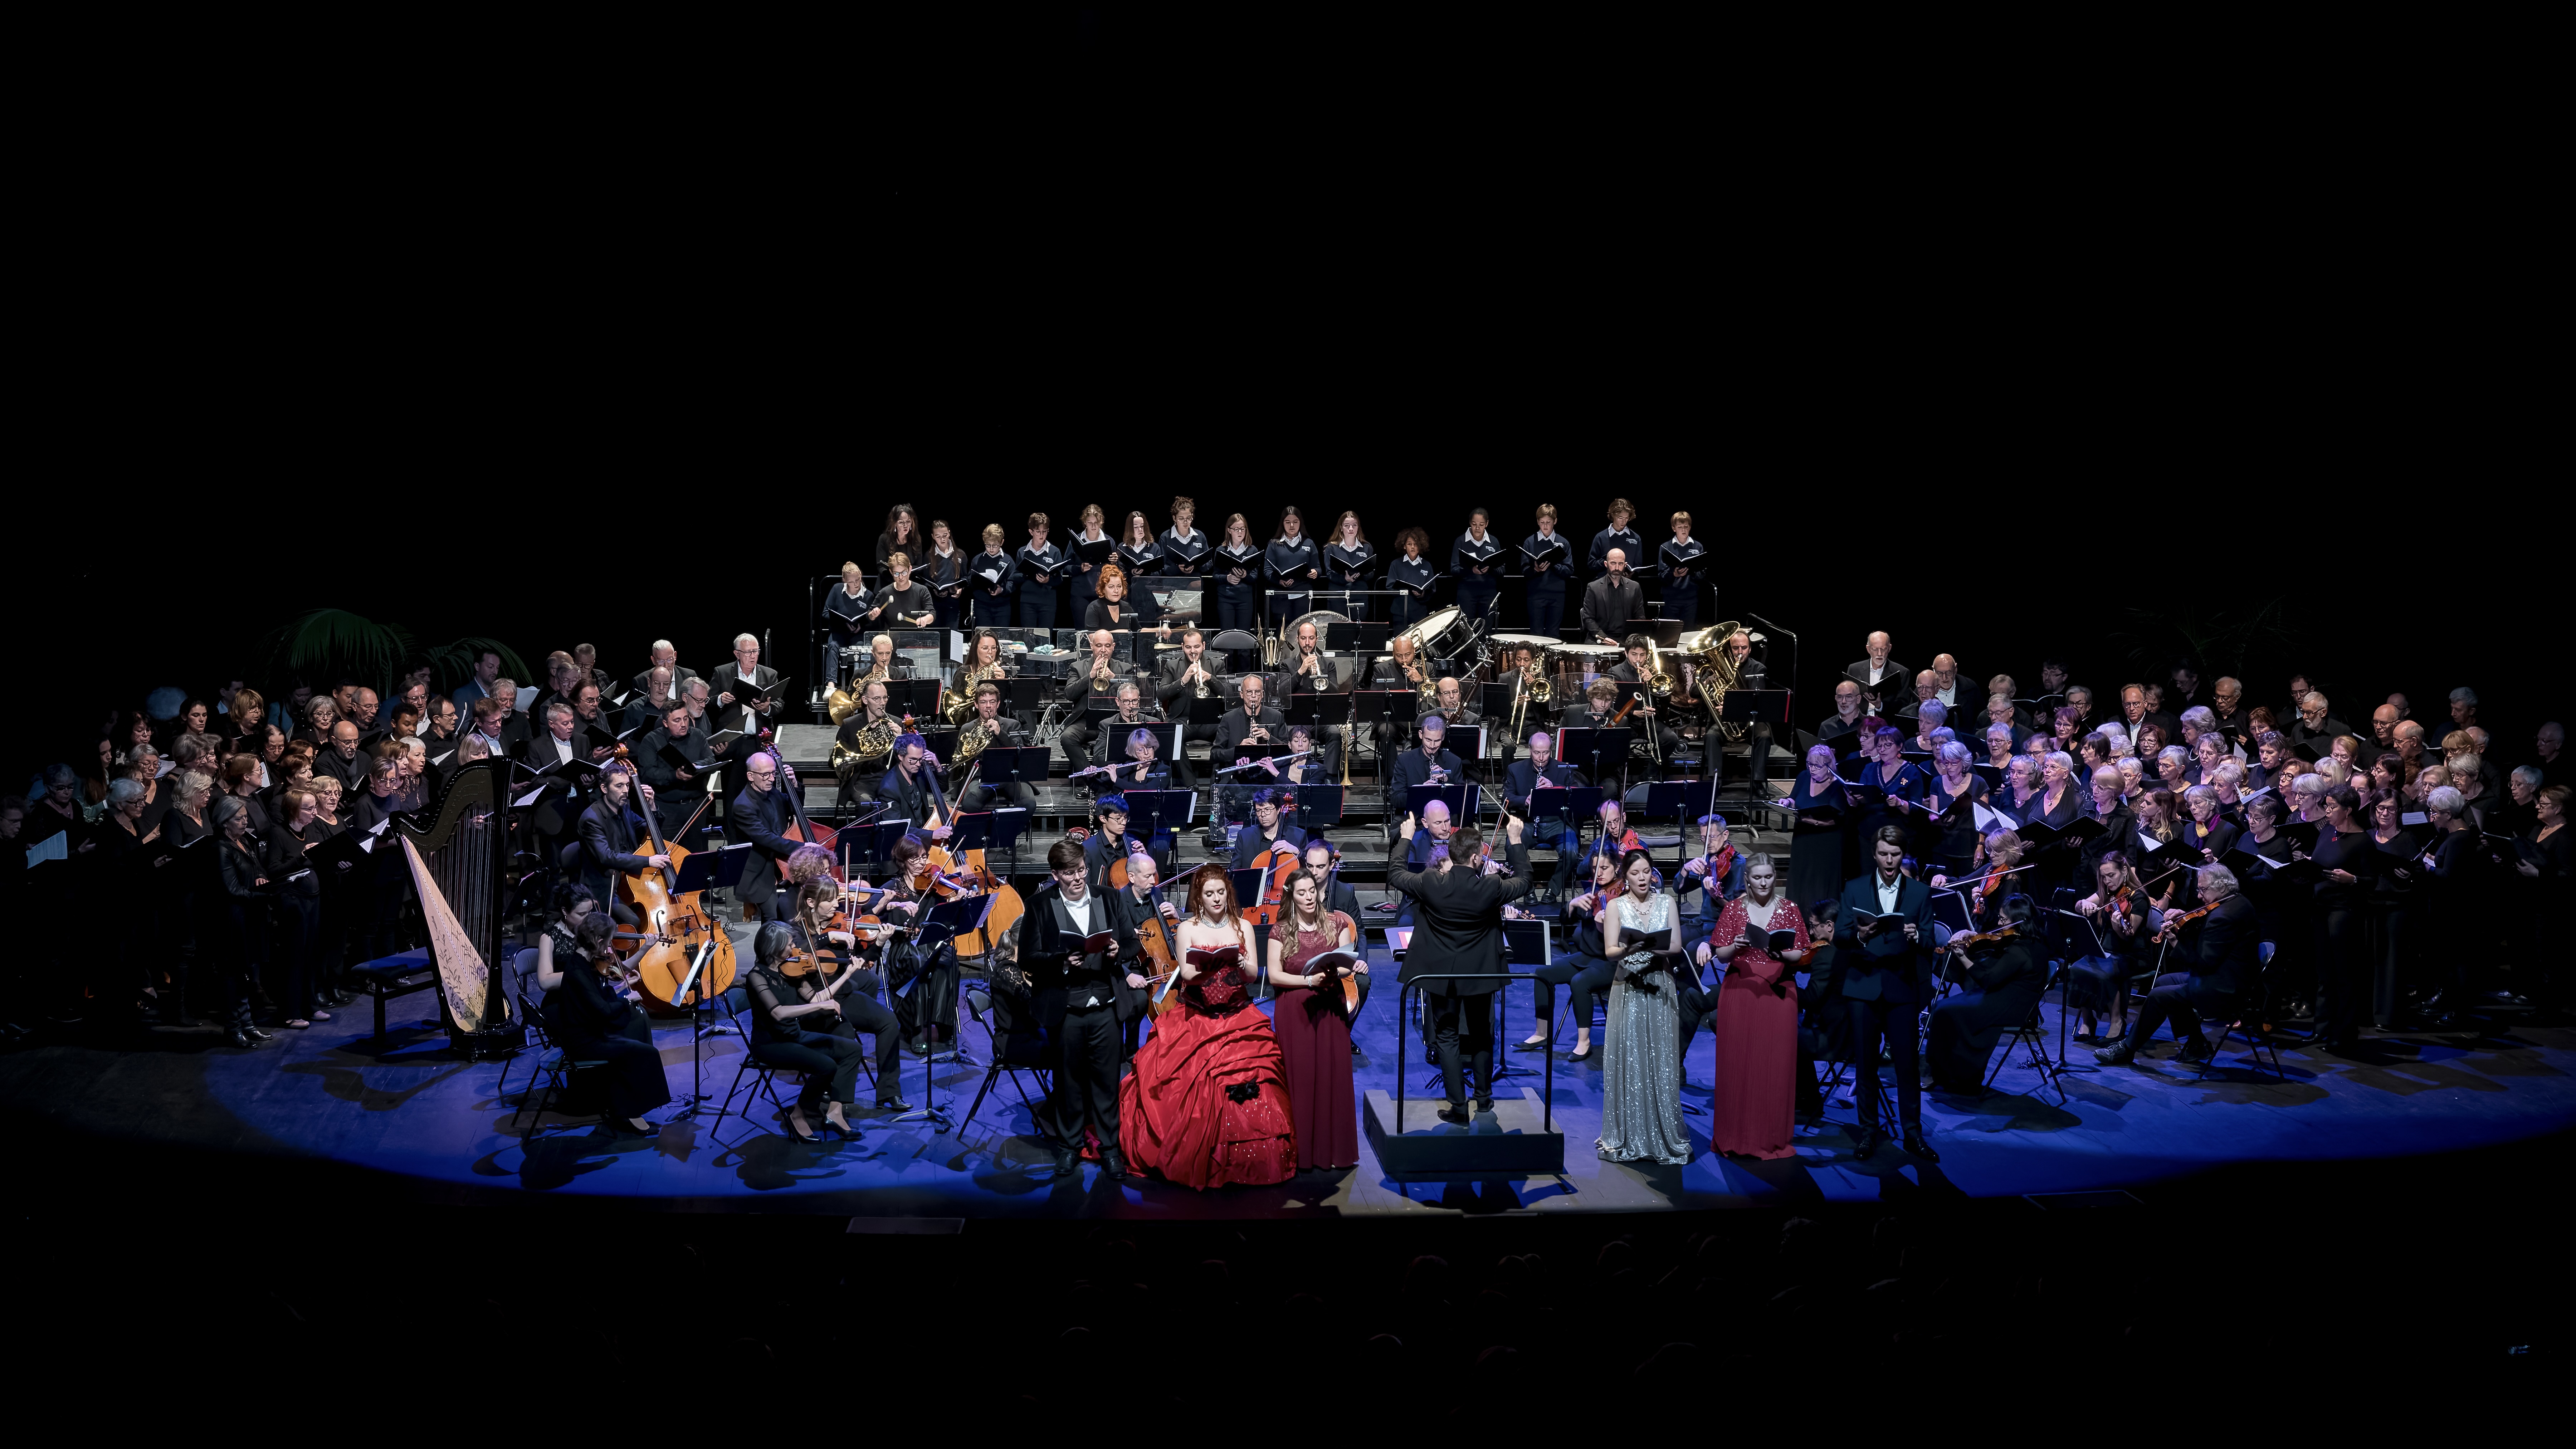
left=1707, top=898, right=1806, bottom=1160
left=1117, top=945, right=1296, bottom=1189
left=1272, top=912, right=1360, bottom=1170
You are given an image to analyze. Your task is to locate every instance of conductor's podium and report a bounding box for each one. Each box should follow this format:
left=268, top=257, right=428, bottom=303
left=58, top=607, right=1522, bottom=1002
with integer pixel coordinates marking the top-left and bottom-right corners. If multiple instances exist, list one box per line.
left=1364, top=1088, right=1566, bottom=1184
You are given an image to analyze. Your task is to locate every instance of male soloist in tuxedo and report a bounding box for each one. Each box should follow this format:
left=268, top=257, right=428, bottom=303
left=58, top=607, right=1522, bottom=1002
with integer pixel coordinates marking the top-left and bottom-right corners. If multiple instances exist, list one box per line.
left=1387, top=816, right=1532, bottom=1122
left=1016, top=837, right=1145, bottom=1179
left=1834, top=826, right=1940, bottom=1161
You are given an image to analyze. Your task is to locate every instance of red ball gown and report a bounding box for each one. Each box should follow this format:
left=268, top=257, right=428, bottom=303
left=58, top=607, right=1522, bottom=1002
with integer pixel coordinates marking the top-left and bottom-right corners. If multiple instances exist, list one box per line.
left=1117, top=945, right=1297, bottom=1188
left=1707, top=898, right=1806, bottom=1160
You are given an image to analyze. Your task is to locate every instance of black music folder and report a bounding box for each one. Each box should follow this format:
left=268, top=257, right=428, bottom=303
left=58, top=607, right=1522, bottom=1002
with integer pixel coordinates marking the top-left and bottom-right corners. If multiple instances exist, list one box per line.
left=1657, top=542, right=1709, bottom=576
left=1518, top=539, right=1570, bottom=567
left=1074, top=537, right=1118, bottom=567
left=1017, top=548, right=1067, bottom=586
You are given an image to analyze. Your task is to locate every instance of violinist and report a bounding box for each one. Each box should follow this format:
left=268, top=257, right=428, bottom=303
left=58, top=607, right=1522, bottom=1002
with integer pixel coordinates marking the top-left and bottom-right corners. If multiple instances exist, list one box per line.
left=576, top=762, right=665, bottom=928
left=2097, top=864, right=2257, bottom=1067
left=2068, top=853, right=2153, bottom=1044
left=871, top=835, right=958, bottom=1061
left=1948, top=830, right=2028, bottom=931
left=1925, top=894, right=2051, bottom=1091
left=759, top=885, right=907, bottom=1129
left=877, top=733, right=953, bottom=841
left=1676, top=811, right=1740, bottom=936
left=1519, top=849, right=1623, bottom=1063
left=531, top=910, right=669, bottom=1135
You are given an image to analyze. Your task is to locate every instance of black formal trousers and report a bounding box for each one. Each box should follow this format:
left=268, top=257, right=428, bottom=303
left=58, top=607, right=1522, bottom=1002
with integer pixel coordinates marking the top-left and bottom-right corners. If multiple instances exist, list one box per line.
left=1530, top=955, right=1614, bottom=1034
left=755, top=1027, right=870, bottom=1108
left=2314, top=903, right=2366, bottom=1041
left=2124, top=971, right=2233, bottom=1052
left=1428, top=990, right=1497, bottom=1105
left=1843, top=996, right=1922, bottom=1131
left=1036, top=991, right=1123, bottom=1150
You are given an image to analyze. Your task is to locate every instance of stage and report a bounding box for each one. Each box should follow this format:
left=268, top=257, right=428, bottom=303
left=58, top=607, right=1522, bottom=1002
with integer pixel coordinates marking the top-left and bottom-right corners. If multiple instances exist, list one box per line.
left=8, top=930, right=2570, bottom=1219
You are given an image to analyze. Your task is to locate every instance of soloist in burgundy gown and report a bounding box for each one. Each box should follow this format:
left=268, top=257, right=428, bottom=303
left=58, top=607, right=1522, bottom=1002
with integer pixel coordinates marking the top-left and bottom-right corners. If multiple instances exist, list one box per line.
left=1707, top=897, right=1805, bottom=1160
left=1117, top=945, right=1297, bottom=1188
left=1272, top=913, right=1360, bottom=1170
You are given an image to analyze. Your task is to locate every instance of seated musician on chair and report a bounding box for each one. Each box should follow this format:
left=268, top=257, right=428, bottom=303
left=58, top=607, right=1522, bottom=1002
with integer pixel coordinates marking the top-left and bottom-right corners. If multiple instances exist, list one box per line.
left=532, top=910, right=670, bottom=1135
left=576, top=762, right=665, bottom=928
left=954, top=682, right=1036, bottom=813
left=2097, top=864, right=2255, bottom=1067
left=1924, top=893, right=2050, bottom=1093
left=743, top=917, right=906, bottom=1142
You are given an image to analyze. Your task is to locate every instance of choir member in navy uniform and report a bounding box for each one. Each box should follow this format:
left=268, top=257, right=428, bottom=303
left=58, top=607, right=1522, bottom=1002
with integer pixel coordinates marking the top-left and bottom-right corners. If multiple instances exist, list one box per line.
left=1386, top=526, right=1438, bottom=632
left=1521, top=504, right=1572, bottom=639
left=1157, top=495, right=1208, bottom=580
left=1116, top=509, right=1165, bottom=587
left=920, top=519, right=965, bottom=630
left=1264, top=506, right=1322, bottom=632
left=1323, top=510, right=1376, bottom=621
left=1587, top=498, right=1645, bottom=590
left=1655, top=510, right=1704, bottom=628
left=1065, top=503, right=1113, bottom=624
left=1015, top=512, right=1065, bottom=629
left=1450, top=507, right=1503, bottom=629
left=970, top=523, right=1018, bottom=628
left=821, top=560, right=872, bottom=687
left=1213, top=513, right=1264, bottom=665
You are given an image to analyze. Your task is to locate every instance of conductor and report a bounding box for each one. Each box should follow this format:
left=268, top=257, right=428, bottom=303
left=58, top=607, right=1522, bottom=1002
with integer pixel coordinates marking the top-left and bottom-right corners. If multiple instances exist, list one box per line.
left=1386, top=814, right=1532, bottom=1124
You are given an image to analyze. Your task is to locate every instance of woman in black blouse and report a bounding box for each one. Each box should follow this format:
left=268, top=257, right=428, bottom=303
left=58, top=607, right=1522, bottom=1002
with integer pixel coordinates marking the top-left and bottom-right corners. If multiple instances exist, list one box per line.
left=2179, top=784, right=2239, bottom=863
left=209, top=796, right=269, bottom=1048
left=1922, top=742, right=1987, bottom=884
left=2366, top=792, right=2427, bottom=1028
left=535, top=911, right=669, bottom=1134
left=261, top=785, right=327, bottom=1030
left=1082, top=564, right=1170, bottom=660
left=2306, top=783, right=2381, bottom=1050
left=2512, top=785, right=2570, bottom=1013
left=873, top=503, right=922, bottom=579
left=1789, top=745, right=1853, bottom=908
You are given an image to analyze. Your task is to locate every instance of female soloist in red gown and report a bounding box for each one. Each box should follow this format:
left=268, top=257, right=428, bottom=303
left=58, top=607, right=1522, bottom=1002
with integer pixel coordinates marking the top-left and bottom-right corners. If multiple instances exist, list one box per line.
left=1117, top=864, right=1297, bottom=1189
left=1698, top=854, right=1810, bottom=1160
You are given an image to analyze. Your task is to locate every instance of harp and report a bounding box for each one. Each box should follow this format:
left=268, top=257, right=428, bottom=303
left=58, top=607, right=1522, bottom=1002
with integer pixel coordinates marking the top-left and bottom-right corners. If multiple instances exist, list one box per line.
left=396, top=757, right=526, bottom=1056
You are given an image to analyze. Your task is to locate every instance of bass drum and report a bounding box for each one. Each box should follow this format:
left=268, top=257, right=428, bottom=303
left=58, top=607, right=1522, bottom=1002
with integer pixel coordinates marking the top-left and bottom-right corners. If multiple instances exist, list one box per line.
left=1396, top=605, right=1475, bottom=664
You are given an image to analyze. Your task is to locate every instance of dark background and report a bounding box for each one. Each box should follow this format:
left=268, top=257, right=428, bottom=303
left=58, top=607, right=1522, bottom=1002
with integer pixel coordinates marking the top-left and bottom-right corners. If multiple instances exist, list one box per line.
left=8, top=477, right=2559, bottom=787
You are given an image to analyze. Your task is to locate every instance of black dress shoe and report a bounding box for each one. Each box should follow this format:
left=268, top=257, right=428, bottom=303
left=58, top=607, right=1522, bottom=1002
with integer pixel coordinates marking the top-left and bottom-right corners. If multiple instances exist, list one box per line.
left=1854, top=1126, right=1884, bottom=1159
left=1099, top=1146, right=1130, bottom=1181
left=2174, top=1035, right=2214, bottom=1063
left=1902, top=1127, right=1940, bottom=1162
left=1511, top=1039, right=1551, bottom=1053
left=244, top=1026, right=273, bottom=1042
left=228, top=1030, right=258, bottom=1049
left=876, top=1098, right=913, bottom=1112
left=1050, top=1142, right=1080, bottom=1176
left=1436, top=1104, right=1472, bottom=1126
left=2095, top=1043, right=2137, bottom=1065
left=1473, top=1097, right=1494, bottom=1114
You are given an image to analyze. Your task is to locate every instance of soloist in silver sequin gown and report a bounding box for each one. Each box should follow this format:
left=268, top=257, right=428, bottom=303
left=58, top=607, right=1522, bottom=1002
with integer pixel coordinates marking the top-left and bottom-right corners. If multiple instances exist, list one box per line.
left=1595, top=893, right=1692, bottom=1165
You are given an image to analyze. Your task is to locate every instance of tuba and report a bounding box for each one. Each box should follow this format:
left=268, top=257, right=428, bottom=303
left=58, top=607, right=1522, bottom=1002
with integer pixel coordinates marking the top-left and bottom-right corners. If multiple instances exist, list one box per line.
left=1683, top=620, right=1745, bottom=741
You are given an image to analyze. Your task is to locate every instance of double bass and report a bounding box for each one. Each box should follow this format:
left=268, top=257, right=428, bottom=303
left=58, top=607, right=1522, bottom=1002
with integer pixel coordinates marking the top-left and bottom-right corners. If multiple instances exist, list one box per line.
left=612, top=764, right=737, bottom=1016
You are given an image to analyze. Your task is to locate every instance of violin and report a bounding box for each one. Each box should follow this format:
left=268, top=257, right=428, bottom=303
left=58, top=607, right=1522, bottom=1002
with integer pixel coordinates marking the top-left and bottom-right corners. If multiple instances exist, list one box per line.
left=1945, top=923, right=2022, bottom=953
left=2152, top=899, right=2220, bottom=942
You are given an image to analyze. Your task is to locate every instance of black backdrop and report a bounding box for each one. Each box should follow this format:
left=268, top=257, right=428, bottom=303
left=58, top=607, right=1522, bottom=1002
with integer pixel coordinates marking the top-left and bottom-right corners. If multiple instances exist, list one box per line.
left=4, top=483, right=2561, bottom=784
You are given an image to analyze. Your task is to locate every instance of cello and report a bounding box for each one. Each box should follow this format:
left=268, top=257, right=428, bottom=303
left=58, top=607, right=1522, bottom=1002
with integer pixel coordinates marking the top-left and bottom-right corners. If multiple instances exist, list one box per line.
left=1243, top=837, right=1301, bottom=929
left=610, top=760, right=739, bottom=1017
left=775, top=755, right=842, bottom=882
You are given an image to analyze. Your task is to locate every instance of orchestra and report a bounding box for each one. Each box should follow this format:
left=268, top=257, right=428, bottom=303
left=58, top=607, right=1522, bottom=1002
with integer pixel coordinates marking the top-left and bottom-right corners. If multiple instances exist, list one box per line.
left=14, top=488, right=2564, bottom=1204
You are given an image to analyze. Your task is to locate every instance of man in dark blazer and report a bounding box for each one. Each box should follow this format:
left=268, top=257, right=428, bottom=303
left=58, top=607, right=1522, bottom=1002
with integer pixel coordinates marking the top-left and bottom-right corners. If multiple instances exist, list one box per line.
left=1835, top=826, right=1938, bottom=1161
left=1385, top=713, right=1465, bottom=839
left=1015, top=836, right=1144, bottom=1179
left=577, top=765, right=667, bottom=926
left=727, top=751, right=797, bottom=921
left=1153, top=628, right=1225, bottom=789
left=1843, top=631, right=1910, bottom=714
left=2098, top=866, right=2258, bottom=1066
left=634, top=699, right=713, bottom=839
left=708, top=633, right=783, bottom=738
left=1388, top=816, right=1532, bottom=1121
left=1578, top=548, right=1644, bottom=643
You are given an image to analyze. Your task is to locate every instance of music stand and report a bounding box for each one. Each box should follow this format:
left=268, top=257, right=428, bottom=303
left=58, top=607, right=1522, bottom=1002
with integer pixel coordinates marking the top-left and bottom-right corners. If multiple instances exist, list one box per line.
left=1722, top=688, right=1793, bottom=726
left=1122, top=789, right=1196, bottom=857
left=1556, top=726, right=1634, bottom=796
left=1643, top=778, right=1718, bottom=838
left=891, top=892, right=993, bottom=1132
left=948, top=806, right=1033, bottom=886
left=2047, top=889, right=2108, bottom=1073
left=1002, top=675, right=1049, bottom=721
left=1294, top=783, right=1344, bottom=829
left=1493, top=918, right=1553, bottom=1084
left=888, top=679, right=942, bottom=717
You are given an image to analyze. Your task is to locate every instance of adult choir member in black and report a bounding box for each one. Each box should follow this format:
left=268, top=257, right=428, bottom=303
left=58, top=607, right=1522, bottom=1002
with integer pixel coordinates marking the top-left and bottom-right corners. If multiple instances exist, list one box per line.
left=710, top=633, right=783, bottom=738
left=624, top=667, right=678, bottom=737
left=1055, top=630, right=1136, bottom=776
left=878, top=732, right=954, bottom=840
left=742, top=918, right=899, bottom=1141
left=1843, top=631, right=1908, bottom=715
left=864, top=551, right=938, bottom=636
left=1453, top=507, right=1504, bottom=630
left=2097, top=863, right=2258, bottom=1066
left=1265, top=505, right=1322, bottom=629
left=1508, top=729, right=1586, bottom=893
left=1386, top=526, right=1437, bottom=631
left=970, top=523, right=1017, bottom=628
left=1579, top=547, right=1645, bottom=647
left=1391, top=815, right=1532, bottom=1122
left=1083, top=563, right=1169, bottom=648
left=1924, top=893, right=2051, bottom=1092
left=576, top=763, right=666, bottom=927
left=1157, top=495, right=1208, bottom=582
left=533, top=910, right=670, bottom=1135
left=2306, top=782, right=2382, bottom=1050
left=638, top=699, right=712, bottom=836
left=728, top=752, right=797, bottom=922
left=874, top=502, right=921, bottom=577
left=1018, top=836, right=1144, bottom=1179
left=1153, top=627, right=1223, bottom=790
left=1386, top=713, right=1465, bottom=850
left=1283, top=618, right=1346, bottom=776
left=1835, top=827, right=1940, bottom=1161
left=1607, top=634, right=1684, bottom=761
left=1655, top=509, right=1703, bottom=628
left=822, top=559, right=870, bottom=684
left=1519, top=504, right=1572, bottom=637
left=1789, top=744, right=1853, bottom=907
left=1816, top=679, right=1868, bottom=752
left=954, top=683, right=1036, bottom=813
left=1922, top=742, right=1989, bottom=883
left=1853, top=726, right=1928, bottom=859
left=1014, top=511, right=1064, bottom=628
